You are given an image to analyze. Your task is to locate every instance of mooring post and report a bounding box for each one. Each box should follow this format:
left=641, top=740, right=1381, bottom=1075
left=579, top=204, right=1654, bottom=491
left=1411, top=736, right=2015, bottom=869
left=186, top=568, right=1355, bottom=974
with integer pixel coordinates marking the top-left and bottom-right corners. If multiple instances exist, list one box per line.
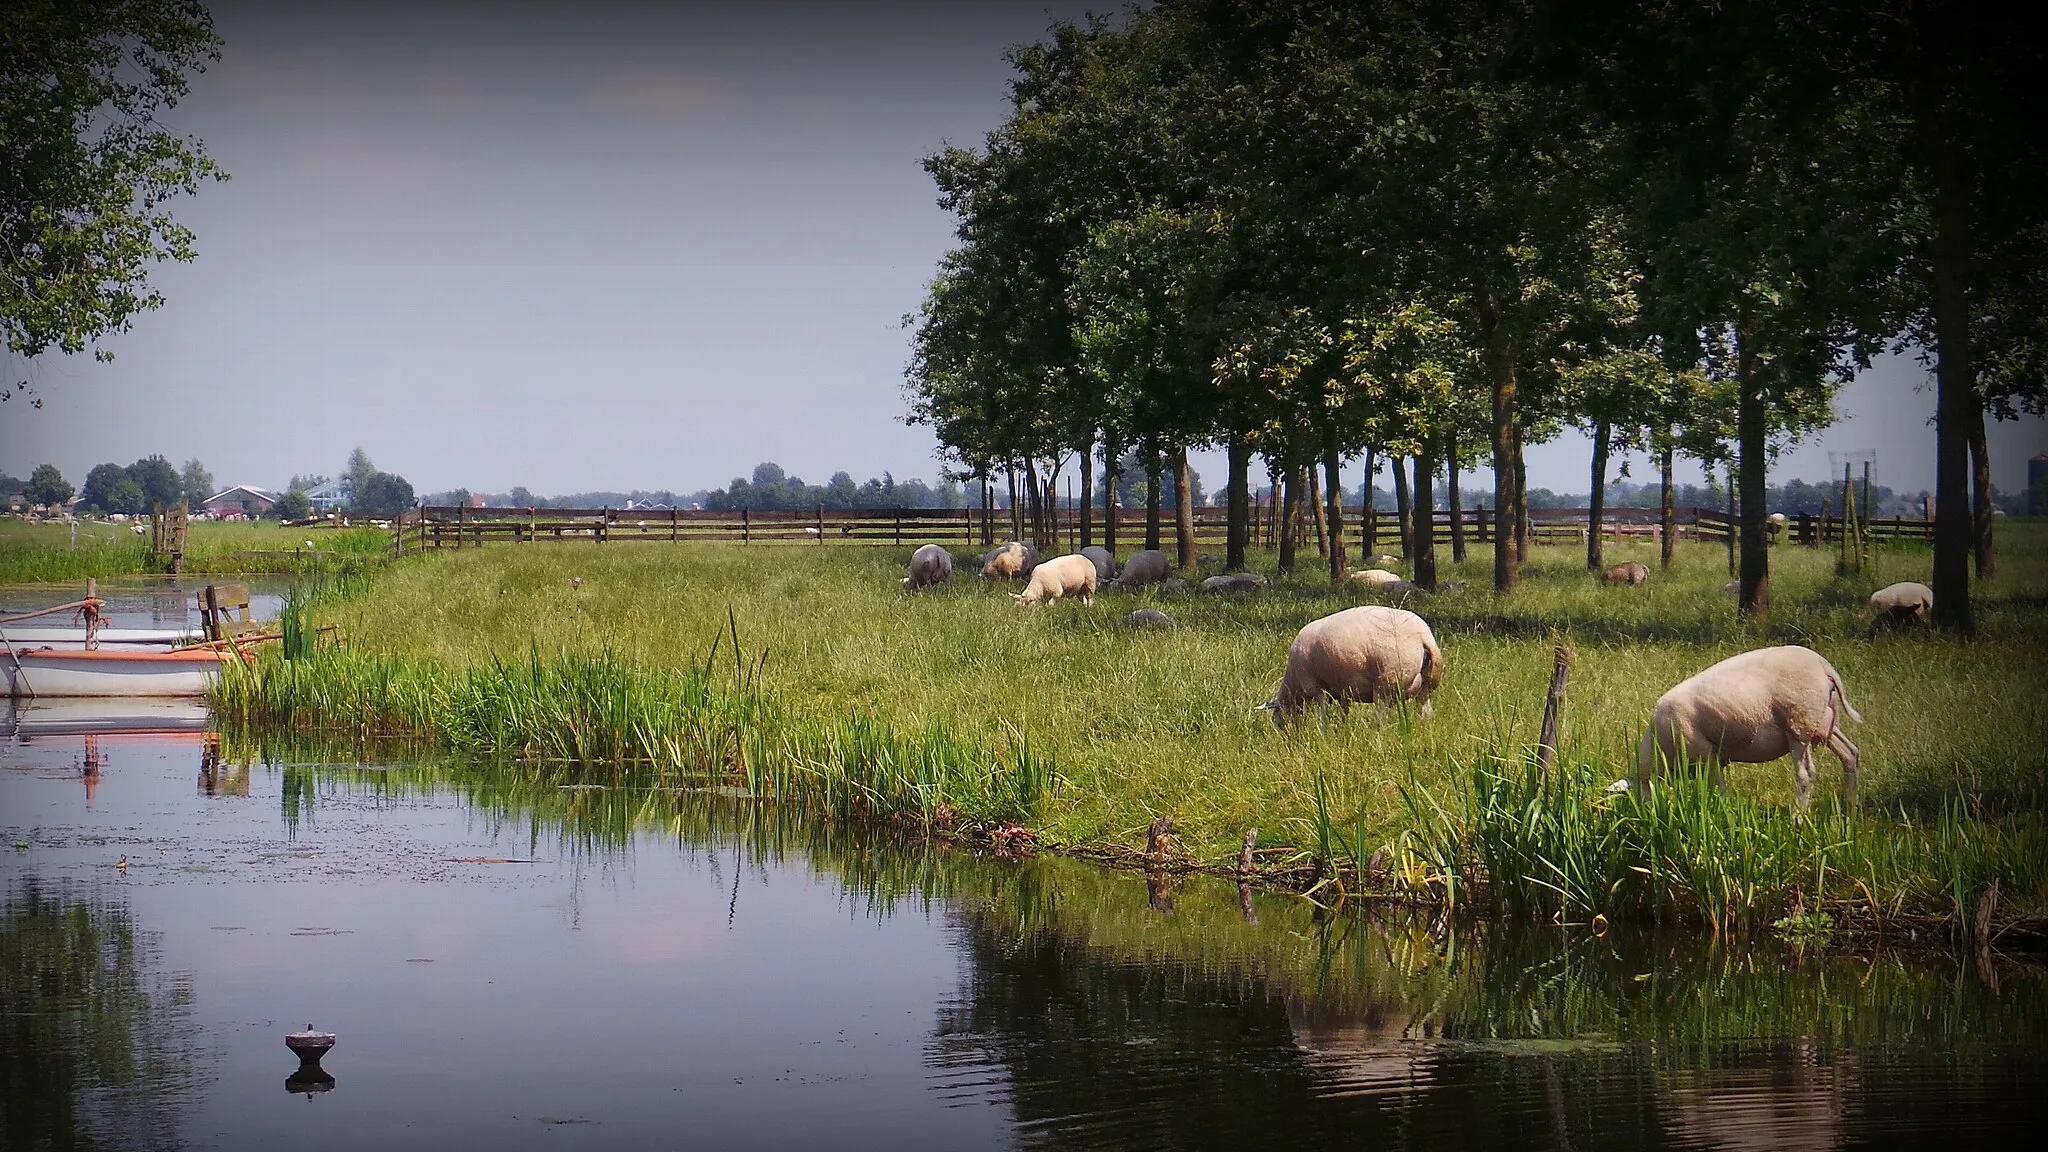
left=1237, top=828, right=1258, bottom=876
left=1146, top=814, right=1176, bottom=861
left=1536, top=643, right=1573, bottom=777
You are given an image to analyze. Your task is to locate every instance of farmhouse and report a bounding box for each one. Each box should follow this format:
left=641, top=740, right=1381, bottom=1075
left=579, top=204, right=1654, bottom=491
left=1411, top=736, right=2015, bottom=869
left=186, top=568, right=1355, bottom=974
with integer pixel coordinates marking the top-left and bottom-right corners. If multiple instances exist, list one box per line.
left=201, top=485, right=278, bottom=520
left=303, top=479, right=351, bottom=512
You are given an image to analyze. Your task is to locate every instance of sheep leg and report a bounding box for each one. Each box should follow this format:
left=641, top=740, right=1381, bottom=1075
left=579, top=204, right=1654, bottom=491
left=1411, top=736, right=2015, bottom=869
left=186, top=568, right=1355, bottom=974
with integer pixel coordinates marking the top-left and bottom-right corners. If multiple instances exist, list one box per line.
left=1792, top=739, right=1816, bottom=809
left=1825, top=728, right=1861, bottom=806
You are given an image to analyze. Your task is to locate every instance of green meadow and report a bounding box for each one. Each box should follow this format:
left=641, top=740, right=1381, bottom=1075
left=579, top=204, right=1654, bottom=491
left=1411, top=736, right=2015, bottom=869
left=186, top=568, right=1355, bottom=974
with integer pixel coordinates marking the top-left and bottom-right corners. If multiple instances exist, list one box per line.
left=203, top=521, right=2048, bottom=937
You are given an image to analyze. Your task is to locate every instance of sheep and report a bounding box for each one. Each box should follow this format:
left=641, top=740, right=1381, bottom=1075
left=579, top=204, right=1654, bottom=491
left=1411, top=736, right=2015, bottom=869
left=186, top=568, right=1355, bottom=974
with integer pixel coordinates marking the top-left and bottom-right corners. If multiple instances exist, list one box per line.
left=1259, top=605, right=1443, bottom=726
left=1600, top=561, right=1650, bottom=585
left=1120, top=607, right=1173, bottom=629
left=1867, top=581, right=1933, bottom=636
left=901, top=543, right=952, bottom=590
left=1201, top=572, right=1268, bottom=593
left=1080, top=545, right=1118, bottom=584
left=979, top=541, right=1039, bottom=581
left=1347, top=568, right=1407, bottom=588
left=1720, top=579, right=1740, bottom=595
left=1014, top=553, right=1098, bottom=606
left=1636, top=645, right=1863, bottom=807
left=1362, top=554, right=1402, bottom=568
left=1114, top=549, right=1171, bottom=588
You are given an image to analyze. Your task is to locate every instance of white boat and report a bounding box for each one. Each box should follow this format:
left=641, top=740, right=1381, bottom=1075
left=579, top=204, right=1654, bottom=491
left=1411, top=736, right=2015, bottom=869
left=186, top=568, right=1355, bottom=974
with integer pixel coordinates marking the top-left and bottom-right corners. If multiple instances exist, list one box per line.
left=3, top=647, right=225, bottom=698
left=0, top=625, right=202, bottom=646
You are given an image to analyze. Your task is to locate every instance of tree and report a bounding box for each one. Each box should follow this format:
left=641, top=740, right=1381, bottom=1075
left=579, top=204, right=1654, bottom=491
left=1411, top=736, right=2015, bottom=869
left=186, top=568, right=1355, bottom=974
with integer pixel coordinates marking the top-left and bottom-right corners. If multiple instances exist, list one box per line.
left=2, top=0, right=225, bottom=408
left=271, top=489, right=310, bottom=520
left=78, top=462, right=129, bottom=513
left=24, top=463, right=72, bottom=506
left=352, top=471, right=413, bottom=517
left=344, top=448, right=376, bottom=499
left=125, top=454, right=178, bottom=508
left=178, top=457, right=211, bottom=502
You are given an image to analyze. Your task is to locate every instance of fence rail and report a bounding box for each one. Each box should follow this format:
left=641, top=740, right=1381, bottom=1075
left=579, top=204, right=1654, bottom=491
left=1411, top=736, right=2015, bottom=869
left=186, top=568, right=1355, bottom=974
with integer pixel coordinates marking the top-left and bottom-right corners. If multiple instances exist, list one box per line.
left=391, top=502, right=1932, bottom=556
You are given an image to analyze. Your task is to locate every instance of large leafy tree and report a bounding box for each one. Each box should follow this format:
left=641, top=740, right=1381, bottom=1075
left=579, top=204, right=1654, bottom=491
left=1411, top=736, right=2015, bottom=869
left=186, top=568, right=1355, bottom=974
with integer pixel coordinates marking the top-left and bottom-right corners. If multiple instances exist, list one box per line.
left=2, top=0, right=224, bottom=408
left=24, top=462, right=72, bottom=506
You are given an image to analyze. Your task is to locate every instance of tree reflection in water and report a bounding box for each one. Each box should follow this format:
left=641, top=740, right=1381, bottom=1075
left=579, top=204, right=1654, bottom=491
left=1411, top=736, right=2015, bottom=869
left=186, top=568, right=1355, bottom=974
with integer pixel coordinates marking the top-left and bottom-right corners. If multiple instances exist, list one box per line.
left=0, top=881, right=202, bottom=1151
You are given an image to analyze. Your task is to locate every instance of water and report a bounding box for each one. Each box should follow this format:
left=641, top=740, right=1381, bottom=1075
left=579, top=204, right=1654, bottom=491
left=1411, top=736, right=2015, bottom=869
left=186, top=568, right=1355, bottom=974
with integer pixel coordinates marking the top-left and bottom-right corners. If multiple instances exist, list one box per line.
left=4, top=716, right=2044, bottom=1150
left=0, top=575, right=289, bottom=633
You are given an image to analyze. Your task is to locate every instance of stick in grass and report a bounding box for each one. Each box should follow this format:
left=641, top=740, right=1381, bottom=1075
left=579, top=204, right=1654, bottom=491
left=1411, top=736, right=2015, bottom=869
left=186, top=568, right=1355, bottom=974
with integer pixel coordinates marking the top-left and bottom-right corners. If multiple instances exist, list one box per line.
left=1537, top=642, right=1573, bottom=777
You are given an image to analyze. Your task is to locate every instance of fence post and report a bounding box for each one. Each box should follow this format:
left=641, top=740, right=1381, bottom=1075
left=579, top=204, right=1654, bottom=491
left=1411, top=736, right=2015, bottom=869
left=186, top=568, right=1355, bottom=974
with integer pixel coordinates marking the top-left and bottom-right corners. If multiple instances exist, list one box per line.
left=670, top=507, right=678, bottom=543
left=600, top=506, right=608, bottom=544
left=743, top=506, right=750, bottom=544
left=894, top=507, right=902, bottom=546
left=456, top=503, right=464, bottom=549
left=816, top=503, right=824, bottom=543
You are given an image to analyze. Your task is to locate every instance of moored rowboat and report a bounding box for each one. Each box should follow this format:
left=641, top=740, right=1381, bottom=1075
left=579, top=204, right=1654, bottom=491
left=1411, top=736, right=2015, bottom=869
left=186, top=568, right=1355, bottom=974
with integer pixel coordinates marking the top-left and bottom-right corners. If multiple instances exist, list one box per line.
left=4, top=648, right=225, bottom=698
left=0, top=625, right=203, bottom=646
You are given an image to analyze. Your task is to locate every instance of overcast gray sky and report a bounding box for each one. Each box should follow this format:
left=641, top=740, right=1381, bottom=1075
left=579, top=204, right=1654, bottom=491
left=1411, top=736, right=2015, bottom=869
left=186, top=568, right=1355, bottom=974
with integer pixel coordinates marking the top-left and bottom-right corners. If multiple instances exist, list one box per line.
left=4, top=0, right=2042, bottom=500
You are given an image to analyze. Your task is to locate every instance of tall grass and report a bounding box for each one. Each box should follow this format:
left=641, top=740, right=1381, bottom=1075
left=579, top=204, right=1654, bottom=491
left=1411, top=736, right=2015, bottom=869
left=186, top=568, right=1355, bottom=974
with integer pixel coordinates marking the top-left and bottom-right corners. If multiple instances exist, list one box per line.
left=0, top=519, right=390, bottom=583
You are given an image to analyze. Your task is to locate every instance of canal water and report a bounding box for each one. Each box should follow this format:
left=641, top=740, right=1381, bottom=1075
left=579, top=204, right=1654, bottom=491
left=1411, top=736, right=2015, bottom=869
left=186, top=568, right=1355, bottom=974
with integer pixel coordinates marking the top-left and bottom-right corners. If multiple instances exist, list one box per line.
left=4, top=710, right=2044, bottom=1150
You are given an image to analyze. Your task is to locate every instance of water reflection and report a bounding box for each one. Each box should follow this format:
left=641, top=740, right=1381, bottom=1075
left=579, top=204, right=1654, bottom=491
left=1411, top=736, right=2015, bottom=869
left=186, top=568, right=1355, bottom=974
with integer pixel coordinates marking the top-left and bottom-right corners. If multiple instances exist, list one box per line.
left=2, top=724, right=2043, bottom=1150
left=0, top=881, right=202, bottom=1150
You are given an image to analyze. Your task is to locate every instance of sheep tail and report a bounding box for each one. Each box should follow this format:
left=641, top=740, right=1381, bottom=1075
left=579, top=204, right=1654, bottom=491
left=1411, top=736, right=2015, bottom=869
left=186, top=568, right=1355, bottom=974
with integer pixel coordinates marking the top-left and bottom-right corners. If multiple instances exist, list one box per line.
left=1828, top=665, right=1864, bottom=724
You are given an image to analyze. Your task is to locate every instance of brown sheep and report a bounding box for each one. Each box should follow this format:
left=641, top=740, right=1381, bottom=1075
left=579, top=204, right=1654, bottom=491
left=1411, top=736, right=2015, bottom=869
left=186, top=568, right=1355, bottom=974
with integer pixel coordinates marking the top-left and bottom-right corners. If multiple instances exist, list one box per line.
left=1259, top=605, right=1444, bottom=727
left=1600, top=561, right=1649, bottom=585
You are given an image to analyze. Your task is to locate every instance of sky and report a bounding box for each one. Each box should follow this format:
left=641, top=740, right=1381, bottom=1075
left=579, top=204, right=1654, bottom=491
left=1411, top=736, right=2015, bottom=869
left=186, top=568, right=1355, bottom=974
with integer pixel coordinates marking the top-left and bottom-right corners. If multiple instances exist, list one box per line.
left=3, top=0, right=2043, bottom=501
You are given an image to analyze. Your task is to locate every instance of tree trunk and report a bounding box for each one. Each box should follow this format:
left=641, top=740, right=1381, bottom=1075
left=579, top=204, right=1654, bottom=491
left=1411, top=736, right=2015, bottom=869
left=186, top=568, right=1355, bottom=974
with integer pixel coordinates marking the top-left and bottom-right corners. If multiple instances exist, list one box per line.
left=1413, top=444, right=1438, bottom=590
left=1102, top=444, right=1119, bottom=556
left=1079, top=435, right=1095, bottom=550
left=1916, top=47, right=1974, bottom=633
left=1736, top=324, right=1770, bottom=622
left=1144, top=440, right=1163, bottom=552
left=1483, top=285, right=1520, bottom=591
left=1587, top=418, right=1611, bottom=571
left=1659, top=443, right=1675, bottom=569
left=1277, top=460, right=1300, bottom=575
left=1393, top=451, right=1413, bottom=560
left=1362, top=447, right=1379, bottom=556
left=1970, top=404, right=1994, bottom=579
left=1507, top=428, right=1523, bottom=561
left=1447, top=430, right=1467, bottom=564
left=1308, top=466, right=1327, bottom=557
left=1174, top=447, right=1197, bottom=572
left=1323, top=429, right=1345, bottom=581
left=1226, top=438, right=1251, bottom=571
left=1006, top=466, right=1021, bottom=542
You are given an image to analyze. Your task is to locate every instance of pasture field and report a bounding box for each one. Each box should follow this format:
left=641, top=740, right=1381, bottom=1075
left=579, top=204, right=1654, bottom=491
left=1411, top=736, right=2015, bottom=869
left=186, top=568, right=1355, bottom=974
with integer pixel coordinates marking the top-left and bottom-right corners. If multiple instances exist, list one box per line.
left=0, top=518, right=389, bottom=583
left=214, top=524, right=2048, bottom=935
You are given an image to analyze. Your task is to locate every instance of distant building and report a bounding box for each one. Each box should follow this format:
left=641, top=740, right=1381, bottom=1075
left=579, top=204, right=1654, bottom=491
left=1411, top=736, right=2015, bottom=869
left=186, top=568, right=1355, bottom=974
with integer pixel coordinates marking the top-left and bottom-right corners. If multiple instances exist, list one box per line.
left=201, top=486, right=278, bottom=520
left=302, top=479, right=351, bottom=512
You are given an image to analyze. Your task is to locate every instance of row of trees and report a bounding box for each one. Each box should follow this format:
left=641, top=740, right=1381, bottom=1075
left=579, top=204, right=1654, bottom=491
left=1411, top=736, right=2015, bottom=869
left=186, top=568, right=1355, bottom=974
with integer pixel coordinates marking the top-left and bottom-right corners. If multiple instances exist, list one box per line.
left=905, top=0, right=2045, bottom=630
left=11, top=457, right=213, bottom=515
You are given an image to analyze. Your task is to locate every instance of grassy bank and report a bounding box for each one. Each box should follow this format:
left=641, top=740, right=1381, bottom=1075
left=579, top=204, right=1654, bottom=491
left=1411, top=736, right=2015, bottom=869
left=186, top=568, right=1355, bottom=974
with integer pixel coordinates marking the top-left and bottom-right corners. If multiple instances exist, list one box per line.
left=0, top=519, right=390, bottom=583
left=212, top=524, right=2048, bottom=936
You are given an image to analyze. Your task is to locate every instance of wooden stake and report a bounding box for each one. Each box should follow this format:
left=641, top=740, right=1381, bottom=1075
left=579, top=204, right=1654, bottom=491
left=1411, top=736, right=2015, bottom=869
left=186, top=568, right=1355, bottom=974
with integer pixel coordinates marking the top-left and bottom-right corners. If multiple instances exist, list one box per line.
left=1536, top=642, right=1573, bottom=777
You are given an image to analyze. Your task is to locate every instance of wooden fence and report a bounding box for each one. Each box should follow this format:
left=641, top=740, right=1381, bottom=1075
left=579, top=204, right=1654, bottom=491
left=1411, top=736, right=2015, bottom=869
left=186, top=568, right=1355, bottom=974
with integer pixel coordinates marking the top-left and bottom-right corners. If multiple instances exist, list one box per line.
left=391, top=501, right=1931, bottom=556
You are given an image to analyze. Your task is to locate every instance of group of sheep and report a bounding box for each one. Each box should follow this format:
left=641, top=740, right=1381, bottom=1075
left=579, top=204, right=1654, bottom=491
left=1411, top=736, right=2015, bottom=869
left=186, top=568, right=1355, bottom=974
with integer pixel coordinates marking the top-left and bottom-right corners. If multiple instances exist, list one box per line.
left=900, top=541, right=1920, bottom=808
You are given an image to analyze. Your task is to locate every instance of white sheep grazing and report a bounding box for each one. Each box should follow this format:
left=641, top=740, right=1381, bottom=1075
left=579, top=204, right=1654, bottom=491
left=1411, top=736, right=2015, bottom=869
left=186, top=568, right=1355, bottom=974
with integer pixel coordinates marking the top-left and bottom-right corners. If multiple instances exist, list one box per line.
left=1114, top=549, right=1171, bottom=588
left=1600, top=561, right=1649, bottom=585
left=1201, top=572, right=1268, bottom=593
left=1347, top=568, right=1407, bottom=588
left=1014, top=553, right=1099, bottom=606
left=1867, top=581, right=1933, bottom=635
left=980, top=541, right=1039, bottom=581
left=1636, top=645, right=1864, bottom=807
left=901, top=543, right=952, bottom=590
left=1080, top=545, right=1117, bottom=584
left=1259, top=605, right=1443, bottom=727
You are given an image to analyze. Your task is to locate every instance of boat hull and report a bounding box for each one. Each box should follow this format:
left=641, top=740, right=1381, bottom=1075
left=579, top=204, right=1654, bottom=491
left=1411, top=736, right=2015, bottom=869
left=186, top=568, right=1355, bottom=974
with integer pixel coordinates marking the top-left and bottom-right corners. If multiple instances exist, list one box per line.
left=5, top=648, right=224, bottom=697
left=1, top=626, right=202, bottom=646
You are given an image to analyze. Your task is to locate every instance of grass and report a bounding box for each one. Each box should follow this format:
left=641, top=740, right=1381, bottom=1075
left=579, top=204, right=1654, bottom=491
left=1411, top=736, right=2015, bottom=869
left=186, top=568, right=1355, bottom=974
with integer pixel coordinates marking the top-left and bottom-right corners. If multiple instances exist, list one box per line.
left=203, top=522, right=2048, bottom=935
left=0, top=519, right=390, bottom=583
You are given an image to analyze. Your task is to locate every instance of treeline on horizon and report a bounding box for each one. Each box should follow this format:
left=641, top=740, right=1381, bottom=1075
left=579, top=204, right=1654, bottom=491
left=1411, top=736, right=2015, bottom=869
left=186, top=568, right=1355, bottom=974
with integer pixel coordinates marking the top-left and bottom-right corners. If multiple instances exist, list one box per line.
left=902, top=0, right=2045, bottom=627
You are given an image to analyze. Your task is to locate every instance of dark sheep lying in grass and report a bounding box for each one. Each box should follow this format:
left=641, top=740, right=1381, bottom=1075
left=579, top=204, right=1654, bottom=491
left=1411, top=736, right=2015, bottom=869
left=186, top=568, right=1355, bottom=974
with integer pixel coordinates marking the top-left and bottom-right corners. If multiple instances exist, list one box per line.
left=1080, top=546, right=1117, bottom=583
left=901, top=544, right=952, bottom=590
left=1867, top=581, right=1933, bottom=636
left=1201, top=572, right=1268, bottom=593
left=1636, top=645, right=1863, bottom=807
left=1259, top=605, right=1443, bottom=727
left=980, top=541, right=1038, bottom=581
left=1600, top=561, right=1649, bottom=585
